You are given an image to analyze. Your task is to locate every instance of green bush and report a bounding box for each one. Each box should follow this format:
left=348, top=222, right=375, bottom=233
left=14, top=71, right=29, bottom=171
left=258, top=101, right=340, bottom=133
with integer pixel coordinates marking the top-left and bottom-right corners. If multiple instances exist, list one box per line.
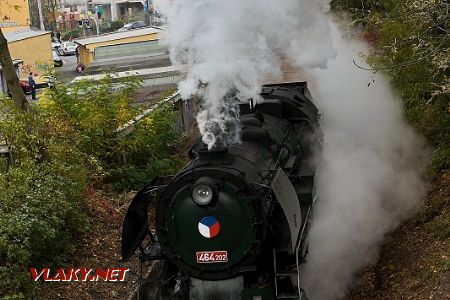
left=0, top=72, right=185, bottom=296
left=127, top=12, right=145, bottom=23
left=0, top=100, right=92, bottom=296
left=40, top=75, right=140, bottom=161
left=0, top=72, right=184, bottom=299
left=101, top=20, right=125, bottom=33
left=40, top=74, right=185, bottom=191
left=110, top=105, right=186, bottom=191
left=334, top=0, right=450, bottom=173
left=61, top=28, right=82, bottom=41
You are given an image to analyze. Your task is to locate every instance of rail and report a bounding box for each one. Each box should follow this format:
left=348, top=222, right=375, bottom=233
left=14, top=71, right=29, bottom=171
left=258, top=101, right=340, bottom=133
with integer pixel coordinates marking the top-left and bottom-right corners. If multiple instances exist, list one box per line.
left=115, top=91, right=181, bottom=137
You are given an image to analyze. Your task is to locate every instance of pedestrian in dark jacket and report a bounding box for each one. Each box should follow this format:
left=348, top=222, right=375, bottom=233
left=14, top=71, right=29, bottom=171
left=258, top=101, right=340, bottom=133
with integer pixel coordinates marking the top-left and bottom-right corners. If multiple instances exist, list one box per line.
left=28, top=72, right=37, bottom=100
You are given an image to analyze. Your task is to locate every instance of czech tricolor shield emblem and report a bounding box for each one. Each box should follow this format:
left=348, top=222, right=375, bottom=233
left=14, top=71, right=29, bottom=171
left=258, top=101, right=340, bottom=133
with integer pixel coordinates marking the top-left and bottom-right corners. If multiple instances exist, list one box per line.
left=198, top=216, right=220, bottom=238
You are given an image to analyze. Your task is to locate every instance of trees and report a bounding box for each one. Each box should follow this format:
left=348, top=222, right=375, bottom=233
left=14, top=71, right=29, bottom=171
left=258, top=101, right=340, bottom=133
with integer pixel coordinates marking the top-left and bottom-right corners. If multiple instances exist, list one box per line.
left=28, top=0, right=59, bottom=31
left=0, top=28, right=28, bottom=110
left=333, top=0, right=450, bottom=171
left=0, top=74, right=185, bottom=297
left=43, top=0, right=59, bottom=31
left=0, top=99, right=91, bottom=297
left=40, top=74, right=185, bottom=190
left=0, top=1, right=29, bottom=110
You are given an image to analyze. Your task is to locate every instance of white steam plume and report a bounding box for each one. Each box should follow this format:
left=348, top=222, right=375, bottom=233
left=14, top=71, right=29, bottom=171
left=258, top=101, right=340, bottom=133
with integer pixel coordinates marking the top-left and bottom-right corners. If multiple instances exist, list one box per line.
left=301, top=20, right=428, bottom=299
left=155, top=1, right=427, bottom=297
left=154, top=0, right=336, bottom=148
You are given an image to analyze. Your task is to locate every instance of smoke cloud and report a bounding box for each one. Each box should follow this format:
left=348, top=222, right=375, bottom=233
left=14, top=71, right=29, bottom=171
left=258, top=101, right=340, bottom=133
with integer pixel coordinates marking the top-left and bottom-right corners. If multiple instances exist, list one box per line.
left=300, top=20, right=428, bottom=298
left=154, top=0, right=336, bottom=148
left=155, top=1, right=428, bottom=298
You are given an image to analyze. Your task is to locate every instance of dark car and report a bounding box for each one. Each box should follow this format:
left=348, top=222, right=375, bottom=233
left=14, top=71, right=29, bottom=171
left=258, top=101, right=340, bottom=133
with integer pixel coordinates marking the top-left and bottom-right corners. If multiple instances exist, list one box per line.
left=53, top=49, right=63, bottom=67
left=118, top=21, right=147, bottom=31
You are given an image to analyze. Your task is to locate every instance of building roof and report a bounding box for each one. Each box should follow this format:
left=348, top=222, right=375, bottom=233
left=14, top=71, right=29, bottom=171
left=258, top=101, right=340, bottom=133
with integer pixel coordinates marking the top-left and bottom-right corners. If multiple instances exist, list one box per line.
left=4, top=28, right=50, bottom=43
left=74, top=27, right=163, bottom=46
left=115, top=0, right=143, bottom=3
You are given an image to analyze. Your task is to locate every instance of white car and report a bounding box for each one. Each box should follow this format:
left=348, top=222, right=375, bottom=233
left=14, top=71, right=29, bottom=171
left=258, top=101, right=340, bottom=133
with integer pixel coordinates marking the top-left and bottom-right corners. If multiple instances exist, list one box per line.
left=117, top=21, right=147, bottom=32
left=59, top=42, right=77, bottom=56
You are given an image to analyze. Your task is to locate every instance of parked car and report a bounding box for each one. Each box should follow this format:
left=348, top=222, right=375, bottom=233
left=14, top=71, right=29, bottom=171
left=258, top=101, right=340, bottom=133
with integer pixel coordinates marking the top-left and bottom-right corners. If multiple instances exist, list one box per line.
left=19, top=75, right=56, bottom=94
left=58, top=42, right=77, bottom=56
left=52, top=49, right=63, bottom=67
left=117, top=21, right=147, bottom=31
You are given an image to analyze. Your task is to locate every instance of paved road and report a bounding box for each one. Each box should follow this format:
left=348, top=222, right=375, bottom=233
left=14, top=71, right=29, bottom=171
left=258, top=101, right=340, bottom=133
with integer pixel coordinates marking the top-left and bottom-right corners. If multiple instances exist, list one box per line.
left=55, top=54, right=78, bottom=83
left=54, top=51, right=184, bottom=103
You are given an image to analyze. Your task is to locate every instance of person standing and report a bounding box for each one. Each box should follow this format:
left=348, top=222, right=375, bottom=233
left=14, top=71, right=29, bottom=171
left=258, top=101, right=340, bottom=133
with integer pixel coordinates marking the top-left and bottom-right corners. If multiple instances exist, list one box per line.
left=28, top=72, right=37, bottom=100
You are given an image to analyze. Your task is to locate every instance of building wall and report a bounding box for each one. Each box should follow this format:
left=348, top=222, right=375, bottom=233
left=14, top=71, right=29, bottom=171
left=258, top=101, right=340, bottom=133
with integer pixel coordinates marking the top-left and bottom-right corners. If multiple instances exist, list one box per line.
left=7, top=33, right=52, bottom=80
left=0, top=0, right=30, bottom=28
left=0, top=63, right=21, bottom=94
left=0, top=0, right=51, bottom=84
left=78, top=45, right=91, bottom=66
left=117, top=2, right=143, bottom=19
left=78, top=32, right=158, bottom=66
left=101, top=4, right=112, bottom=21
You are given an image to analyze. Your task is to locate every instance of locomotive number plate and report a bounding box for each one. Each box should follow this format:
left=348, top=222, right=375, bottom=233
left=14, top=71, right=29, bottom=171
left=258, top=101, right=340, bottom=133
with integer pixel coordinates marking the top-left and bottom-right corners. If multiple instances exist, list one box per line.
left=196, top=251, right=228, bottom=263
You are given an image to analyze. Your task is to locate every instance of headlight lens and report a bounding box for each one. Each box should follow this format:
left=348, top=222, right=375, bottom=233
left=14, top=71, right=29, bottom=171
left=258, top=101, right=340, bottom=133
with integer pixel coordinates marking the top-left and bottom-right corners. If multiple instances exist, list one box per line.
left=192, top=183, right=213, bottom=206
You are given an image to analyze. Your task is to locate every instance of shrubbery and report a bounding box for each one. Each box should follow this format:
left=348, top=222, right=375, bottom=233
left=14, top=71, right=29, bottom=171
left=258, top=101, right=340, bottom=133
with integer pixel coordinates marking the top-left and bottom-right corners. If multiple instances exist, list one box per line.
left=332, top=0, right=450, bottom=172
left=109, top=105, right=185, bottom=191
left=127, top=12, right=145, bottom=23
left=0, top=74, right=185, bottom=296
left=60, top=28, right=82, bottom=41
left=0, top=101, right=92, bottom=297
left=101, top=20, right=126, bottom=33
left=40, top=74, right=185, bottom=191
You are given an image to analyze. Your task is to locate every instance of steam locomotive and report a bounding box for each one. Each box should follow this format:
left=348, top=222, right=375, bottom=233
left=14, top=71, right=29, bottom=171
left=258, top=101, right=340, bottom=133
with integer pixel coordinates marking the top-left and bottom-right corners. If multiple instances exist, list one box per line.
left=122, top=82, right=321, bottom=300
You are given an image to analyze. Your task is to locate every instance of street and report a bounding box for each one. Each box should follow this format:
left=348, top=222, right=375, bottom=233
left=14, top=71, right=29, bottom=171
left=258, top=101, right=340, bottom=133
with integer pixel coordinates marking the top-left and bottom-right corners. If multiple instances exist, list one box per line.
left=55, top=54, right=78, bottom=83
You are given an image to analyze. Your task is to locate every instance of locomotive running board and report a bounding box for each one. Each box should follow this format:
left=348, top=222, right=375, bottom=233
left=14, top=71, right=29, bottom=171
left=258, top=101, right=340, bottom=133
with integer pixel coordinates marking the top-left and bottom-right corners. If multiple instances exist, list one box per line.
left=121, top=176, right=171, bottom=261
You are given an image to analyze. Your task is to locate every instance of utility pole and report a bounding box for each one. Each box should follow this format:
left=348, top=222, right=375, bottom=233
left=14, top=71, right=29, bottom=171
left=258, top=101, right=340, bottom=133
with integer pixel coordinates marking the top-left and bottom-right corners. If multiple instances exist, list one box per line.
left=37, top=0, right=45, bottom=31
left=150, top=0, right=153, bottom=26
left=144, top=0, right=152, bottom=26
left=90, top=16, right=99, bottom=35
left=149, top=0, right=153, bottom=26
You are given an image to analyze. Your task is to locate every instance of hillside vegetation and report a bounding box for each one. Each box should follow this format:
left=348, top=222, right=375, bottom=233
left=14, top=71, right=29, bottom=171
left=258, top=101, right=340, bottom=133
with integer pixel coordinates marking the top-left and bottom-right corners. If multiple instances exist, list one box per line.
left=331, top=0, right=449, bottom=298
left=0, top=76, right=184, bottom=298
left=333, top=0, right=449, bottom=170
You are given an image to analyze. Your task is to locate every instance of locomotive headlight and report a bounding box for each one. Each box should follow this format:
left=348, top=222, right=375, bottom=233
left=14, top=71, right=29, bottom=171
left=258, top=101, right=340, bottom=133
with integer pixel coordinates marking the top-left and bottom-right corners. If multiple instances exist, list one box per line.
left=192, top=183, right=213, bottom=206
